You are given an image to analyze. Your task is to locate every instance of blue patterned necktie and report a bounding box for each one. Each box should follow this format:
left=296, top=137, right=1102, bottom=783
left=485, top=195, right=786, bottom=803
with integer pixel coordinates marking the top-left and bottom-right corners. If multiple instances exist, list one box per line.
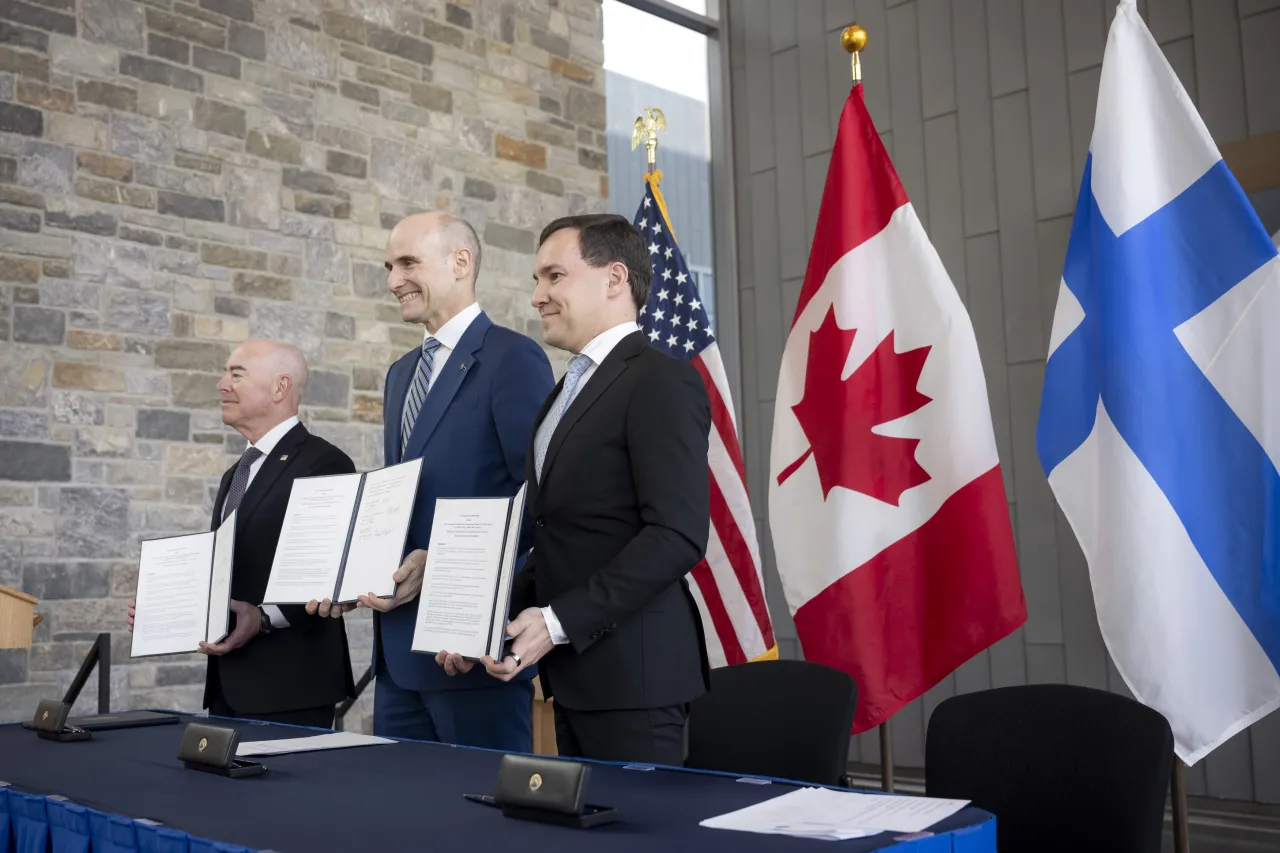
left=535, top=354, right=593, bottom=482
left=221, top=446, right=263, bottom=521
left=400, top=337, right=443, bottom=457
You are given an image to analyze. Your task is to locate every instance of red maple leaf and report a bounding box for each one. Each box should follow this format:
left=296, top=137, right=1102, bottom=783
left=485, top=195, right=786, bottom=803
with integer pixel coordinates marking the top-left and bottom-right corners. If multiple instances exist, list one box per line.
left=777, top=306, right=933, bottom=506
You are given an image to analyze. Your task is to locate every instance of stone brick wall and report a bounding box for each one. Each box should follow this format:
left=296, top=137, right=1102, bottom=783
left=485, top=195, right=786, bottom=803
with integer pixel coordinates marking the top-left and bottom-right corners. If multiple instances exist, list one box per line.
left=0, top=0, right=606, bottom=732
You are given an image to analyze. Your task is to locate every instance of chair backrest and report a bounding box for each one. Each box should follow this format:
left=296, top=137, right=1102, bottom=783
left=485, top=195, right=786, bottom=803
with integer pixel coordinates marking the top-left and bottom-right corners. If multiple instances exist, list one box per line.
left=686, top=659, right=857, bottom=786
left=926, top=684, right=1174, bottom=853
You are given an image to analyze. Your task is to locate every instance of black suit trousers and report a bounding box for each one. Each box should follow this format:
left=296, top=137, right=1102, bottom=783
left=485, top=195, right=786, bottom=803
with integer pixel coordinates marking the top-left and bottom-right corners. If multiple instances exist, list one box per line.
left=552, top=702, right=688, bottom=767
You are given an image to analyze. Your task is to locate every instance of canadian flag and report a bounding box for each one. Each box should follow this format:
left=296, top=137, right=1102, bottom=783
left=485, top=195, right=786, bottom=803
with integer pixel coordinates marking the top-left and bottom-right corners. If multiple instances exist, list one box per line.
left=769, top=84, right=1028, bottom=732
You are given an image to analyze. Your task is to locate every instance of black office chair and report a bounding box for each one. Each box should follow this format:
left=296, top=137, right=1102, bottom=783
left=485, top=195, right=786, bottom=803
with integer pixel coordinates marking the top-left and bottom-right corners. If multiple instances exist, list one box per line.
left=926, top=684, right=1174, bottom=853
left=685, top=659, right=857, bottom=786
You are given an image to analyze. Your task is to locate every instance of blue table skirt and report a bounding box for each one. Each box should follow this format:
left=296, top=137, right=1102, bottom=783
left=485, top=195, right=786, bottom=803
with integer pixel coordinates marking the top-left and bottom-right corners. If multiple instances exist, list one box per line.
left=0, top=714, right=995, bottom=853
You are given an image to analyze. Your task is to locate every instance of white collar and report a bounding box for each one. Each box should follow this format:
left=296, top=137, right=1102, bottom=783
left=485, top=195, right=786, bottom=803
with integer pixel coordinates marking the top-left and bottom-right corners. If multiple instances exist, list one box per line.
left=578, top=320, right=640, bottom=366
left=424, top=302, right=482, bottom=350
left=249, top=415, right=300, bottom=456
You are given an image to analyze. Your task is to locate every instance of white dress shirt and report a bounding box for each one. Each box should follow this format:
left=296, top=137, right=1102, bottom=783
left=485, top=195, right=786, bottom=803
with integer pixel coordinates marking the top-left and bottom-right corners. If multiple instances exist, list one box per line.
left=421, top=302, right=482, bottom=392
left=537, top=321, right=641, bottom=647
left=239, top=415, right=300, bottom=629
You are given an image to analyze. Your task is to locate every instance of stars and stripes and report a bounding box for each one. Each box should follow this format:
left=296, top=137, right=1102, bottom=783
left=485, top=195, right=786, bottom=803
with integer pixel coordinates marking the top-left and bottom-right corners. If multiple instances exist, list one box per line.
left=633, top=172, right=777, bottom=667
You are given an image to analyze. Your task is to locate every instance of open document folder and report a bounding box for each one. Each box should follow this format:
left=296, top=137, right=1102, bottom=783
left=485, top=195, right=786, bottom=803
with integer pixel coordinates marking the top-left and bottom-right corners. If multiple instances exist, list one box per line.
left=411, top=484, right=527, bottom=662
left=262, top=458, right=423, bottom=605
left=131, top=510, right=238, bottom=658
left=700, top=787, right=969, bottom=842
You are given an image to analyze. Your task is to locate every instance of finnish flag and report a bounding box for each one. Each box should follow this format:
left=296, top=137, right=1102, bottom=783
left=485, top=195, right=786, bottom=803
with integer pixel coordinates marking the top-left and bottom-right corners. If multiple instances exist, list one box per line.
left=1037, top=0, right=1280, bottom=764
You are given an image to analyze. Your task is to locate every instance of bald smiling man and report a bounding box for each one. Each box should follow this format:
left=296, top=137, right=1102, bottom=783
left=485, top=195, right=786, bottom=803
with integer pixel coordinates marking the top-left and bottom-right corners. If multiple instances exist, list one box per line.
left=128, top=340, right=358, bottom=728
left=309, top=212, right=554, bottom=749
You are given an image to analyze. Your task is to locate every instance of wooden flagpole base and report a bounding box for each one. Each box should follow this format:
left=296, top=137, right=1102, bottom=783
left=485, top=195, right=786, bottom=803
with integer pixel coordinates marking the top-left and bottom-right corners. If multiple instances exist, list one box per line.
left=879, top=719, right=894, bottom=792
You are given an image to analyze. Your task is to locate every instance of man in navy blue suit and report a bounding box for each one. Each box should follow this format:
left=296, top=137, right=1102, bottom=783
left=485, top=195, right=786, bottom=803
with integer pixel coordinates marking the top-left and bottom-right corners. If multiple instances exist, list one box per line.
left=308, top=211, right=552, bottom=750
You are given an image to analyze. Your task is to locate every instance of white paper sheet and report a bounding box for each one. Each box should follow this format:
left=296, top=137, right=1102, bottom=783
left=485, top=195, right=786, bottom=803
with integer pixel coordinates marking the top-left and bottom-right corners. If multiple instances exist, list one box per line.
left=411, top=495, right=514, bottom=660
left=235, top=732, right=395, bottom=757
left=262, top=473, right=362, bottom=604
left=699, top=787, right=969, bottom=841
left=336, top=458, right=423, bottom=602
left=132, top=531, right=215, bottom=657
left=206, top=510, right=236, bottom=644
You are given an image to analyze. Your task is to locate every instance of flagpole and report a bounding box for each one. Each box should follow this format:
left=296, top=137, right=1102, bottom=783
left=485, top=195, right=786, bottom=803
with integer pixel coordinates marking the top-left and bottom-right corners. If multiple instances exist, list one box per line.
left=840, top=21, right=894, bottom=794
left=1172, top=759, right=1191, bottom=853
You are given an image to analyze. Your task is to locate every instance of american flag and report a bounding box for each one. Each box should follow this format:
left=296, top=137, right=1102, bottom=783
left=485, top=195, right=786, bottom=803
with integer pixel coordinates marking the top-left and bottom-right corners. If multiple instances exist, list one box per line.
left=633, top=173, right=777, bottom=666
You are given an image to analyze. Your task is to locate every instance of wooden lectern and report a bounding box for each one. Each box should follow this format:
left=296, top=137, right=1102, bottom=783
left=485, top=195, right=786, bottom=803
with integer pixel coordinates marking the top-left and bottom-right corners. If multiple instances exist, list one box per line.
left=0, top=584, right=38, bottom=649
left=531, top=676, right=558, bottom=756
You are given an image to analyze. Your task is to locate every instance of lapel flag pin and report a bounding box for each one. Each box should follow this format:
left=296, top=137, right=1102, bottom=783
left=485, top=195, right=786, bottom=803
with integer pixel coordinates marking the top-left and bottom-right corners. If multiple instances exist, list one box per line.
left=279, top=454, right=288, bottom=461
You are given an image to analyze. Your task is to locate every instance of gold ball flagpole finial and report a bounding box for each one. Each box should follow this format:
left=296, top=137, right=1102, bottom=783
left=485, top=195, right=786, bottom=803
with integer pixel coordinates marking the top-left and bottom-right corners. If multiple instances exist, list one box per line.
left=842, top=24, right=867, bottom=82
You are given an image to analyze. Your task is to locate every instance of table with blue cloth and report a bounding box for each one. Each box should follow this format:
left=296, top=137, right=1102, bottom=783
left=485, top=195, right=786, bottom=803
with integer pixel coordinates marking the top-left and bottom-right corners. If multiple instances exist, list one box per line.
left=0, top=713, right=994, bottom=852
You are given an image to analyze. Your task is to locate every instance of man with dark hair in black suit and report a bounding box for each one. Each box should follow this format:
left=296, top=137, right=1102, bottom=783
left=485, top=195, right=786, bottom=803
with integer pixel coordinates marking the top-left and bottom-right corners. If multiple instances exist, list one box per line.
left=438, top=214, right=712, bottom=765
left=128, top=340, right=356, bottom=729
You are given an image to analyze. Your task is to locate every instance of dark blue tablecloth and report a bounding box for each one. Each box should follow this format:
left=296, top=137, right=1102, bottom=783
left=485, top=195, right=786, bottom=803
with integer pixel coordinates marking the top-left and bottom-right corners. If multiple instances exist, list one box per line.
left=0, top=713, right=994, bottom=852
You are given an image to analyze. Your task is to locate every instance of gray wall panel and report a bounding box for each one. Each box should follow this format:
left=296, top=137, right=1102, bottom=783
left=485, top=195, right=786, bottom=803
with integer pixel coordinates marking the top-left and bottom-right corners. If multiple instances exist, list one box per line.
left=1008, top=360, right=1064, bottom=645
left=771, top=0, right=799, bottom=53
left=1148, top=0, right=1194, bottom=43
left=1037, top=216, right=1072, bottom=358
left=800, top=0, right=836, bottom=158
left=891, top=696, right=927, bottom=769
left=992, top=92, right=1044, bottom=363
left=1161, top=37, right=1198, bottom=106
left=987, top=0, right=1028, bottom=96
left=826, top=0, right=858, bottom=31
left=1063, top=0, right=1107, bottom=72
left=1240, top=0, right=1280, bottom=14
left=804, top=153, right=828, bottom=255
left=924, top=113, right=967, bottom=302
left=1067, top=66, right=1102, bottom=189
left=954, top=0, right=1000, bottom=236
left=1241, top=9, right=1280, bottom=136
left=918, top=0, right=957, bottom=119
left=855, top=0, right=893, bottom=129
left=1024, top=0, right=1077, bottom=221
left=744, top=0, right=777, bottom=173
left=965, top=233, right=1015, bottom=499
left=828, top=31, right=855, bottom=134
left=1205, top=730, right=1256, bottom=803
left=1250, top=714, right=1280, bottom=803
left=990, top=624, right=1028, bottom=688
left=1191, top=0, right=1249, bottom=143
left=1056, top=509, right=1109, bottom=691
left=773, top=49, right=811, bottom=281
left=887, top=2, right=929, bottom=226
left=1026, top=643, right=1067, bottom=685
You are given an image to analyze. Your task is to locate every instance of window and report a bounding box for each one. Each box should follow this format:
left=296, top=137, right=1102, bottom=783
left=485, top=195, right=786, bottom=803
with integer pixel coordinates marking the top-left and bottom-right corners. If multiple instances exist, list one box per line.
left=602, top=0, right=718, bottom=331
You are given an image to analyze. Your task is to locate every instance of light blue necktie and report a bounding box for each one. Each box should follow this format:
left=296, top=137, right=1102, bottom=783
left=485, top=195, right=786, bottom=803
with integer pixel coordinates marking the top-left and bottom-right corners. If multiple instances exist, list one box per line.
left=400, top=337, right=443, bottom=457
left=535, top=354, right=592, bottom=481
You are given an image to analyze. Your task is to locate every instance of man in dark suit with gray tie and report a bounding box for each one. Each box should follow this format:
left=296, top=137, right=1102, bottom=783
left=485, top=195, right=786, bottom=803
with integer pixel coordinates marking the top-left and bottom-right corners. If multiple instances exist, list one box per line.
left=128, top=340, right=356, bottom=728
left=439, top=214, right=712, bottom=765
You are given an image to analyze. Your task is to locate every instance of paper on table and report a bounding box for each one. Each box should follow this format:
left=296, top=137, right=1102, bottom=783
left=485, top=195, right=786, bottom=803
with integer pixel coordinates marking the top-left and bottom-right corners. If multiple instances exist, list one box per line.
left=235, top=732, right=395, bottom=757
left=336, top=458, right=423, bottom=602
left=700, top=787, right=969, bottom=841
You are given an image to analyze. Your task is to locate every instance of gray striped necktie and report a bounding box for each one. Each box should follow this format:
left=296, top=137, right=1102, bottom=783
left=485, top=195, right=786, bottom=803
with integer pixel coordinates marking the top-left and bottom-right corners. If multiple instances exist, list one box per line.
left=221, top=446, right=263, bottom=521
left=534, top=354, right=592, bottom=482
left=401, top=337, right=443, bottom=456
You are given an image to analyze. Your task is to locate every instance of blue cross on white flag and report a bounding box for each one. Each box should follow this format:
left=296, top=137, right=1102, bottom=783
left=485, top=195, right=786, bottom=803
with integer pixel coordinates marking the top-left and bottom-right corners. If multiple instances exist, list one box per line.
left=1037, top=0, right=1280, bottom=764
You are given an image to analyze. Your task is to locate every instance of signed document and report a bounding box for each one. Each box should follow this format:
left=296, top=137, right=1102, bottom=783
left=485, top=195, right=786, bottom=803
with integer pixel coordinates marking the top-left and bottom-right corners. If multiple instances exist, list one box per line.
left=262, top=458, right=423, bottom=605
left=411, top=484, right=527, bottom=661
left=131, top=510, right=237, bottom=658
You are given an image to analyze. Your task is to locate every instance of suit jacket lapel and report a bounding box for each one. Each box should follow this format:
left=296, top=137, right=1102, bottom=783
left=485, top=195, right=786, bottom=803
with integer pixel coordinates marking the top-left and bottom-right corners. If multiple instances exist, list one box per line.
left=384, top=349, right=418, bottom=464
left=236, top=423, right=309, bottom=524
left=402, top=312, right=492, bottom=462
left=211, top=466, right=234, bottom=530
left=539, top=331, right=645, bottom=487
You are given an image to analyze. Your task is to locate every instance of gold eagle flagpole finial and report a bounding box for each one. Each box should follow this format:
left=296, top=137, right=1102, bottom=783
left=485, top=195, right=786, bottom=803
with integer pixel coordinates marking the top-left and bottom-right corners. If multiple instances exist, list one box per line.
left=631, top=107, right=667, bottom=175
left=842, top=24, right=868, bottom=83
